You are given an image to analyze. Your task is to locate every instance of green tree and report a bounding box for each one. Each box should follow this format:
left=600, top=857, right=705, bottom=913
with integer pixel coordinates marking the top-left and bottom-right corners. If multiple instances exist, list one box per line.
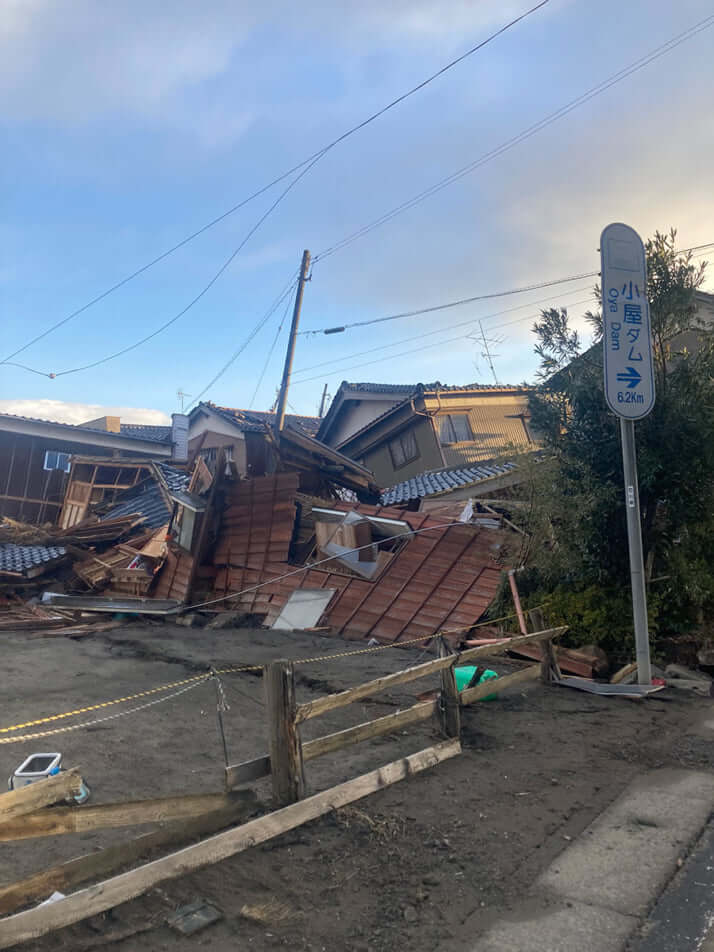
left=519, top=230, right=713, bottom=654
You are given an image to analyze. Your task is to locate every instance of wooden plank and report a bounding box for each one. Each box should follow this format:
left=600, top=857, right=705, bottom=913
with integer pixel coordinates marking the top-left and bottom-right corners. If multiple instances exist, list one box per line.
left=296, top=628, right=567, bottom=723
left=438, top=636, right=460, bottom=738
left=265, top=660, right=304, bottom=806
left=0, top=792, right=246, bottom=843
left=0, top=739, right=460, bottom=948
left=0, top=769, right=82, bottom=823
left=459, top=664, right=541, bottom=706
left=611, top=662, right=637, bottom=684
left=0, top=801, right=254, bottom=916
left=225, top=755, right=271, bottom=789
left=302, top=699, right=438, bottom=761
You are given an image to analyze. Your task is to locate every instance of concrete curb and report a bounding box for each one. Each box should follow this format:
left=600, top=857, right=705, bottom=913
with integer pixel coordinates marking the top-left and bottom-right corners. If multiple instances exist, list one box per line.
left=465, top=769, right=714, bottom=952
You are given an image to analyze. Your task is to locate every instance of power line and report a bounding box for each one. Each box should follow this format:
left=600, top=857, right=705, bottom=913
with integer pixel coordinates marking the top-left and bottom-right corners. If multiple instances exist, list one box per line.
left=291, top=296, right=598, bottom=385
left=297, top=238, right=714, bottom=346
left=13, top=157, right=317, bottom=380
left=301, top=272, right=598, bottom=335
left=249, top=293, right=293, bottom=408
left=188, top=273, right=300, bottom=410
left=313, top=14, right=714, bottom=263
left=0, top=1, right=548, bottom=366
left=293, top=284, right=595, bottom=376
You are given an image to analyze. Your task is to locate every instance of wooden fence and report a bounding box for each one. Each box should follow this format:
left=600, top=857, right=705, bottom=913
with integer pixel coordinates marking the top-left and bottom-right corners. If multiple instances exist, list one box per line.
left=227, top=626, right=566, bottom=805
left=0, top=625, right=565, bottom=944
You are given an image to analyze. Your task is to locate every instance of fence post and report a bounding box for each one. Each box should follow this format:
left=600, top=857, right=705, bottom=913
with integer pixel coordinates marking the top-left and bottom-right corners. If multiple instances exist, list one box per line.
left=529, top=608, right=559, bottom=683
left=265, top=660, right=305, bottom=806
left=438, top=637, right=461, bottom=738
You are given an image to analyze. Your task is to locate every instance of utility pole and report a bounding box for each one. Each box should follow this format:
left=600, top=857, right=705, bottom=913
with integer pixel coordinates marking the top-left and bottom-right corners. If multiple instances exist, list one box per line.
left=318, top=383, right=329, bottom=418
left=274, top=250, right=311, bottom=434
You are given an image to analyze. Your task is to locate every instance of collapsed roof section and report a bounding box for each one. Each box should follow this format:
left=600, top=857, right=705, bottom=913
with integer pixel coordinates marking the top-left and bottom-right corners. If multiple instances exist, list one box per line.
left=210, top=472, right=512, bottom=644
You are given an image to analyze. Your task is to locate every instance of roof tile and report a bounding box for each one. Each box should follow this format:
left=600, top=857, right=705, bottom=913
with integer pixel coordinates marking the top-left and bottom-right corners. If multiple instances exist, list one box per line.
left=381, top=461, right=516, bottom=506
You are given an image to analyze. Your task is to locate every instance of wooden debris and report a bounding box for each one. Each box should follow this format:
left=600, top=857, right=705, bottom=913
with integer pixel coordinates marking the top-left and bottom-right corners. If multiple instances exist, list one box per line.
left=0, top=739, right=460, bottom=948
left=459, top=664, right=540, bottom=705
left=296, top=628, right=566, bottom=723
left=0, top=791, right=254, bottom=842
left=611, top=662, right=638, bottom=684
left=240, top=898, right=295, bottom=925
left=0, top=803, right=252, bottom=916
left=0, top=769, right=83, bottom=823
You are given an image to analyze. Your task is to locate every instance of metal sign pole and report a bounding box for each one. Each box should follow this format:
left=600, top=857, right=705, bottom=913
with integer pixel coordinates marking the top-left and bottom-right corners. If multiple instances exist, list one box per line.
left=600, top=223, right=656, bottom=685
left=619, top=417, right=651, bottom=684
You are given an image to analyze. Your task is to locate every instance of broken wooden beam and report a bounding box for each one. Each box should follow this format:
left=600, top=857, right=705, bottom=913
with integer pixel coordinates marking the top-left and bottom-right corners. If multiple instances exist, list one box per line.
left=0, top=769, right=83, bottom=823
left=0, top=792, right=250, bottom=842
left=459, top=664, right=541, bottom=705
left=0, top=739, right=461, bottom=947
left=0, top=800, right=254, bottom=916
left=295, top=628, right=566, bottom=723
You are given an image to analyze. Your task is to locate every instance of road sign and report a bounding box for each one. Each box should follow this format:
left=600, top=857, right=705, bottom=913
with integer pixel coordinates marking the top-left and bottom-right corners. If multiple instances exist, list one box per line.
left=600, top=223, right=655, bottom=420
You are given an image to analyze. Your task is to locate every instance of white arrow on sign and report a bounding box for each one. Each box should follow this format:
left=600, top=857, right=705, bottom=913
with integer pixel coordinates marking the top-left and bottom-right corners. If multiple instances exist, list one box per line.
left=600, top=223, right=656, bottom=420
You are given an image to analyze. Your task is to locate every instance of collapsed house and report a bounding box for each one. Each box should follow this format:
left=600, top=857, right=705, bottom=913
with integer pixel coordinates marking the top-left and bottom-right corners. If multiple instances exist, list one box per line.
left=4, top=420, right=517, bottom=644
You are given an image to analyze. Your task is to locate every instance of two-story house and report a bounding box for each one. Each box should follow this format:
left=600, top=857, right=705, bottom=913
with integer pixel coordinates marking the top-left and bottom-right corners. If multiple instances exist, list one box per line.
left=317, top=382, right=536, bottom=490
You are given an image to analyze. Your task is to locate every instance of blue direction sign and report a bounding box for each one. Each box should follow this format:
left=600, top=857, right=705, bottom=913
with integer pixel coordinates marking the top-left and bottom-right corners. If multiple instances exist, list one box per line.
left=600, top=223, right=655, bottom=419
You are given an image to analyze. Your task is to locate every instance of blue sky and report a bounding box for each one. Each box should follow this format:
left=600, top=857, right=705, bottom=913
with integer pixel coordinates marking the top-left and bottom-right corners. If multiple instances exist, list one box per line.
left=2, top=0, right=713, bottom=424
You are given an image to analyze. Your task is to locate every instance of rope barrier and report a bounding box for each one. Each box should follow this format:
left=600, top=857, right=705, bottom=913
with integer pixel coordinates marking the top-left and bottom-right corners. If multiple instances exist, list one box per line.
left=0, top=679, right=209, bottom=745
left=0, top=605, right=546, bottom=740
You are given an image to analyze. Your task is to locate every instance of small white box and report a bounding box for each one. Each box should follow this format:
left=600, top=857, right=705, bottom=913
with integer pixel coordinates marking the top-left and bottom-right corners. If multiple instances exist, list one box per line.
left=9, top=752, right=62, bottom=790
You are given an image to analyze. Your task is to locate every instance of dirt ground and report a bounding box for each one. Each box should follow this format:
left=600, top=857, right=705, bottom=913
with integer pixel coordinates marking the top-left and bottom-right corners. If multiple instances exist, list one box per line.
left=1, top=620, right=712, bottom=952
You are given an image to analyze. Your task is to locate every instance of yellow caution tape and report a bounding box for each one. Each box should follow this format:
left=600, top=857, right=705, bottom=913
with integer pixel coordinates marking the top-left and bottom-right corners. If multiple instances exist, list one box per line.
left=0, top=605, right=543, bottom=740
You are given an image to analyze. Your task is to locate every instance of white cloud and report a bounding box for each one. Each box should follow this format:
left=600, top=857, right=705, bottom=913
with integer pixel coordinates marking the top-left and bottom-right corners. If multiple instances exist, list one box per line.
left=0, top=0, right=544, bottom=126
left=0, top=399, right=170, bottom=426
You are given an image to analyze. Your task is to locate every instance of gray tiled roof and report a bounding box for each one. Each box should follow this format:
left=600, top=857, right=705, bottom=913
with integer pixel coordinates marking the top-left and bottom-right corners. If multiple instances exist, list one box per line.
left=100, top=464, right=190, bottom=529
left=340, top=381, right=525, bottom=394
left=0, top=544, right=67, bottom=574
left=119, top=424, right=171, bottom=443
left=381, top=462, right=516, bottom=506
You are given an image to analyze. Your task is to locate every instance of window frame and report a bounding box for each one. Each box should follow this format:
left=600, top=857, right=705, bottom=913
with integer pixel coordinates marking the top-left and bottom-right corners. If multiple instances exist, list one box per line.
left=438, top=413, right=473, bottom=445
left=388, top=429, right=419, bottom=470
left=43, top=450, right=71, bottom=473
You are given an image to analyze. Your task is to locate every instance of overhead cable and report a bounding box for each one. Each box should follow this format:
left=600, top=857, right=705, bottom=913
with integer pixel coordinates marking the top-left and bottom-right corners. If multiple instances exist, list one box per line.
left=0, top=0, right=548, bottom=365
left=291, top=296, right=598, bottom=385
left=303, top=273, right=598, bottom=335
left=313, top=14, right=714, bottom=263
left=187, top=272, right=300, bottom=409
left=294, top=284, right=596, bottom=376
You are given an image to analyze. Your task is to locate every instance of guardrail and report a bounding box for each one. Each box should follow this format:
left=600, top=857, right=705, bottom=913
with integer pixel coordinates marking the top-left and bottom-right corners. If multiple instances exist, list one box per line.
left=226, top=626, right=567, bottom=805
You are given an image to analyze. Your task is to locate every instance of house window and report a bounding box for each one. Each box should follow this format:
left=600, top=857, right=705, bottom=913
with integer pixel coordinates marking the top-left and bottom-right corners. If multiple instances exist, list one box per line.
left=389, top=430, right=419, bottom=469
left=438, top=414, right=473, bottom=444
left=176, top=506, right=196, bottom=552
left=43, top=451, right=71, bottom=473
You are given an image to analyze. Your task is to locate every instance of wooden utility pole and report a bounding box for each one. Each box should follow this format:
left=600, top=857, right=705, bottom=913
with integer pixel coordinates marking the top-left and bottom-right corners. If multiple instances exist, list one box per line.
left=264, top=660, right=305, bottom=806
left=274, top=250, right=311, bottom=434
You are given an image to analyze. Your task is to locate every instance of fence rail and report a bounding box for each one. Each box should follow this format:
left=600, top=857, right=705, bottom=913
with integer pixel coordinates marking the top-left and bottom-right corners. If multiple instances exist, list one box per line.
left=226, top=626, right=567, bottom=803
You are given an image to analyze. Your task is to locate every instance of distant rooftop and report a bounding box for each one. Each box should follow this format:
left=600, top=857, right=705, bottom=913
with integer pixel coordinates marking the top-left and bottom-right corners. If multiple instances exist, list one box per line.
left=0, top=412, right=172, bottom=444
